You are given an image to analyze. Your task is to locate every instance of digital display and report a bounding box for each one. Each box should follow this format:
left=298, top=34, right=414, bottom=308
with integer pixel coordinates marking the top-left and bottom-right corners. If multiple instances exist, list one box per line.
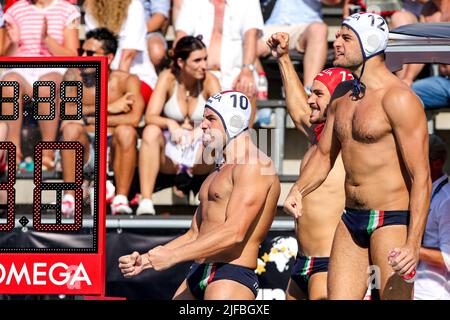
left=0, top=57, right=107, bottom=294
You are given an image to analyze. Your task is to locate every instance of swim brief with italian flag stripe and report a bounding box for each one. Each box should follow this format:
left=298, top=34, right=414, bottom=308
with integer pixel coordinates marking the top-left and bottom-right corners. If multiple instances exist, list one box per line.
left=186, top=262, right=259, bottom=299
left=290, top=255, right=329, bottom=294
left=341, top=208, right=410, bottom=248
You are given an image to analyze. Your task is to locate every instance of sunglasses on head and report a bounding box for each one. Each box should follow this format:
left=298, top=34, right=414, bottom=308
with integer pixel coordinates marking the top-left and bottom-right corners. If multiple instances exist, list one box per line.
left=77, top=48, right=103, bottom=56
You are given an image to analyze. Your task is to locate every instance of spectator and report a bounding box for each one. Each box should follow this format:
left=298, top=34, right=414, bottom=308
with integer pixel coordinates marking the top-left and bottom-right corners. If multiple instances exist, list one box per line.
left=1, top=0, right=80, bottom=170
left=141, top=0, right=171, bottom=72
left=390, top=0, right=425, bottom=28
left=136, top=35, right=220, bottom=215
left=414, top=134, right=450, bottom=300
left=399, top=0, right=450, bottom=109
left=258, top=0, right=341, bottom=92
left=175, top=0, right=264, bottom=126
left=60, top=28, right=145, bottom=216
left=84, top=0, right=157, bottom=106
left=343, top=0, right=423, bottom=24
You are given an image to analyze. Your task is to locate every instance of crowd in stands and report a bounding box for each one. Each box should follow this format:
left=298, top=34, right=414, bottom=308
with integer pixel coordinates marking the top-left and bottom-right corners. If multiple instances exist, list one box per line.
left=0, top=0, right=448, bottom=215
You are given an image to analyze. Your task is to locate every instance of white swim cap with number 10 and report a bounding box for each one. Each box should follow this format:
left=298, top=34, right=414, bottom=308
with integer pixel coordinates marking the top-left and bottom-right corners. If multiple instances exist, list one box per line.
left=205, top=90, right=252, bottom=140
left=342, top=12, right=389, bottom=60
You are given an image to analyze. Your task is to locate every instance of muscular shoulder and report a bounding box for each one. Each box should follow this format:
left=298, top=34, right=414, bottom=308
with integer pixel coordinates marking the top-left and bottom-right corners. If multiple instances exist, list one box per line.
left=232, top=154, right=278, bottom=187
left=110, top=70, right=137, bottom=83
left=111, top=70, right=141, bottom=90
left=383, top=85, right=422, bottom=115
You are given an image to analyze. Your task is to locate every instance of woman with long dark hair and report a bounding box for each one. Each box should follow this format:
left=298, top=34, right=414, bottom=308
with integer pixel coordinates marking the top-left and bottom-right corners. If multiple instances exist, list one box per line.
left=137, top=35, right=220, bottom=215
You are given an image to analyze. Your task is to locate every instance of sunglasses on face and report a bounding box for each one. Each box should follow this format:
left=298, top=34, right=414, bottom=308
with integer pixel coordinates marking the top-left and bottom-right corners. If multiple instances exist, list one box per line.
left=77, top=48, right=104, bottom=56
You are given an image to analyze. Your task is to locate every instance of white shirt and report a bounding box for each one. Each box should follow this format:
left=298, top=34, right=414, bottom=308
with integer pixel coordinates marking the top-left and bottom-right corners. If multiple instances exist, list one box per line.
left=85, top=0, right=157, bottom=88
left=176, top=0, right=263, bottom=89
left=414, top=173, right=450, bottom=300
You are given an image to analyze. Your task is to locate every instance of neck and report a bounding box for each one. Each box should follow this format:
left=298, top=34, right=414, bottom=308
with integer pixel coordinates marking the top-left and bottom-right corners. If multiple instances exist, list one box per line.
left=353, top=56, right=390, bottom=89
left=178, top=72, right=198, bottom=93
left=223, top=132, right=251, bottom=164
left=431, top=170, right=445, bottom=183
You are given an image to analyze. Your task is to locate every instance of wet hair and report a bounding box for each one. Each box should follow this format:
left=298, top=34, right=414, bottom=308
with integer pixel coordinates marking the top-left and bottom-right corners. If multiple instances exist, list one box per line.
left=169, top=35, right=206, bottom=75
left=85, top=27, right=118, bottom=56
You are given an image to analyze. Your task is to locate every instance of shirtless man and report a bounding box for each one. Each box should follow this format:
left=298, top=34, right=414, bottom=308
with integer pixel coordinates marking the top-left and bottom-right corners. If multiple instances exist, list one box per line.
left=118, top=91, right=280, bottom=300
left=60, top=27, right=145, bottom=216
left=267, top=32, right=353, bottom=300
left=284, top=13, right=431, bottom=299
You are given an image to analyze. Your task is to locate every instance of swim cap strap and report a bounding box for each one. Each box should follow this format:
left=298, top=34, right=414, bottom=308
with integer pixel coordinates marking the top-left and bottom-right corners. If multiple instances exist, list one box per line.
left=352, top=62, right=366, bottom=97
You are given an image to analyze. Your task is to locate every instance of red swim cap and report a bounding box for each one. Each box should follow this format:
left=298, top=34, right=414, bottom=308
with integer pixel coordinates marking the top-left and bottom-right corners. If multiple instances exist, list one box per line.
left=313, top=67, right=353, bottom=96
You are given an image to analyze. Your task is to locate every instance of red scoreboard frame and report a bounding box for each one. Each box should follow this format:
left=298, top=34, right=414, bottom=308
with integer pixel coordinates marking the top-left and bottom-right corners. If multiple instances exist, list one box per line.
left=0, top=57, right=108, bottom=295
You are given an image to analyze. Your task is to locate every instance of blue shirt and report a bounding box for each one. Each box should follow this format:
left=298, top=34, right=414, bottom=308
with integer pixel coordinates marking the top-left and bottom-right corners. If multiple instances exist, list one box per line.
left=141, top=0, right=170, bottom=21
left=265, top=0, right=323, bottom=25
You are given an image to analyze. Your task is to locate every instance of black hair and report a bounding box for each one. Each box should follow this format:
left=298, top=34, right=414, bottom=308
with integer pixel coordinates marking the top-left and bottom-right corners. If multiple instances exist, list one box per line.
left=85, top=27, right=118, bottom=56
left=169, top=35, right=206, bottom=75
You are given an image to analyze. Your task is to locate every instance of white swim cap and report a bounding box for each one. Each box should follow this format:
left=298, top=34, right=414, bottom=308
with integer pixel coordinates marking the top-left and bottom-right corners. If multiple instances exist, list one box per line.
left=205, top=90, right=251, bottom=140
left=342, top=12, right=389, bottom=60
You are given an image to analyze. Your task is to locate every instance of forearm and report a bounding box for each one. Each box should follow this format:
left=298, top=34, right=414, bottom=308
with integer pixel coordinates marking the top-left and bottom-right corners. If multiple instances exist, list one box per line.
left=118, top=49, right=136, bottom=73
left=163, top=230, right=198, bottom=250
left=278, top=54, right=310, bottom=136
left=243, top=29, right=257, bottom=65
left=295, top=151, right=333, bottom=197
left=0, top=30, right=4, bottom=56
left=406, top=176, right=432, bottom=247
left=4, top=39, right=18, bottom=56
left=419, top=247, right=446, bottom=269
left=402, top=64, right=425, bottom=82
left=45, top=36, right=77, bottom=56
left=147, top=13, right=166, bottom=33
left=172, top=226, right=240, bottom=263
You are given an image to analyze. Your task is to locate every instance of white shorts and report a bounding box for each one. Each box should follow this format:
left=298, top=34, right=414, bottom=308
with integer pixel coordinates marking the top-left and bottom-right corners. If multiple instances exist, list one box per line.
left=1, top=67, right=67, bottom=86
left=262, top=23, right=311, bottom=52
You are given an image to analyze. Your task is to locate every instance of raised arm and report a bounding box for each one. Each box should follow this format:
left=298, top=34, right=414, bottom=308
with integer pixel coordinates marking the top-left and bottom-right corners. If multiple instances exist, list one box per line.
left=284, top=99, right=341, bottom=217
left=267, top=32, right=312, bottom=139
left=385, top=87, right=432, bottom=277
left=149, top=164, right=277, bottom=270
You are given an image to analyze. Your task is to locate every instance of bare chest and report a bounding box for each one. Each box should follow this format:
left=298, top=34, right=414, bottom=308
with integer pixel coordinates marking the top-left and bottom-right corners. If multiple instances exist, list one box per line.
left=334, top=97, right=390, bottom=144
left=198, top=165, right=234, bottom=205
